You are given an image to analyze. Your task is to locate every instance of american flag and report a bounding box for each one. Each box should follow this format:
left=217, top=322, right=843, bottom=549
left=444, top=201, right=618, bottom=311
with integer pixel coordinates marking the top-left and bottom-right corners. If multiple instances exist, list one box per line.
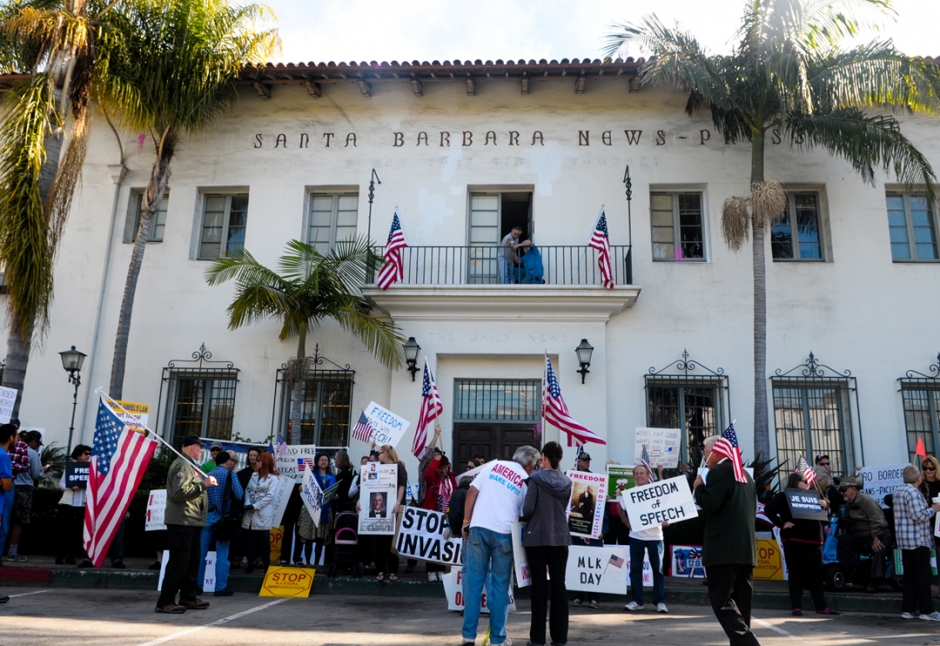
left=275, top=435, right=288, bottom=457
left=608, top=554, right=625, bottom=569
left=297, top=457, right=315, bottom=471
left=376, top=212, right=407, bottom=290
left=542, top=355, right=606, bottom=447
left=413, top=358, right=443, bottom=458
left=795, top=454, right=816, bottom=486
left=712, top=423, right=747, bottom=483
left=588, top=209, right=614, bottom=289
left=352, top=411, right=373, bottom=443
left=640, top=444, right=656, bottom=481
left=84, top=398, right=157, bottom=567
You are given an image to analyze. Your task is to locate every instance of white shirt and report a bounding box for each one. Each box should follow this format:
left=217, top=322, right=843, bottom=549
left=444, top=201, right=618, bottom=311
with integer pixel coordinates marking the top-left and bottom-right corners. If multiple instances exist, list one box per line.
left=470, top=460, right=528, bottom=535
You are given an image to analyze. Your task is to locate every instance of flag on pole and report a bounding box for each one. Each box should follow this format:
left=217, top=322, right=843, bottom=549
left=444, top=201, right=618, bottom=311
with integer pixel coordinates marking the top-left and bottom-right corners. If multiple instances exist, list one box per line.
left=84, top=397, right=158, bottom=567
left=608, top=554, right=625, bottom=569
left=352, top=412, right=374, bottom=443
left=795, top=454, right=816, bottom=486
left=588, top=208, right=615, bottom=289
left=640, top=444, right=656, bottom=481
left=413, top=357, right=443, bottom=458
left=712, top=423, right=747, bottom=483
left=376, top=212, right=408, bottom=290
left=916, top=437, right=927, bottom=463
left=275, top=435, right=288, bottom=457
left=542, top=355, right=606, bottom=447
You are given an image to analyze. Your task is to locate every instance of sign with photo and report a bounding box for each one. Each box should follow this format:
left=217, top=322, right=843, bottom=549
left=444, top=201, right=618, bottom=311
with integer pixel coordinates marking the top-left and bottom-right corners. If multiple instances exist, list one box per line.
left=565, top=545, right=629, bottom=594
left=275, top=444, right=320, bottom=482
left=441, top=566, right=516, bottom=613
left=606, top=465, right=634, bottom=500
left=65, top=461, right=89, bottom=489
left=364, top=401, right=411, bottom=448
left=622, top=475, right=698, bottom=531
left=394, top=507, right=463, bottom=565
left=784, top=488, right=829, bottom=521
left=635, top=427, right=681, bottom=469
left=145, top=489, right=167, bottom=532
left=358, top=462, right=399, bottom=535
left=671, top=545, right=705, bottom=578
left=566, top=470, right=607, bottom=539
left=858, top=464, right=907, bottom=509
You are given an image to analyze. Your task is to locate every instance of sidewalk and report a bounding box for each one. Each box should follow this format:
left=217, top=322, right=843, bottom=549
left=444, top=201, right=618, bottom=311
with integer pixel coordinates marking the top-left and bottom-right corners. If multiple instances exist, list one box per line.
left=0, top=554, right=908, bottom=614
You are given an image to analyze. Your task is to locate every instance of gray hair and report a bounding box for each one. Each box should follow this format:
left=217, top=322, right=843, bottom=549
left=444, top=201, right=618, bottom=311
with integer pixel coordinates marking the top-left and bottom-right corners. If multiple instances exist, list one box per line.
left=513, top=445, right=540, bottom=468
left=703, top=435, right=721, bottom=450
left=903, top=465, right=922, bottom=484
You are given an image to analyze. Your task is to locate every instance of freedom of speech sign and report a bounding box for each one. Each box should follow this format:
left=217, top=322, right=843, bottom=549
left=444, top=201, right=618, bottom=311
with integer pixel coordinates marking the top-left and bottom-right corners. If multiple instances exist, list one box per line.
left=622, top=475, right=698, bottom=531
left=364, top=401, right=410, bottom=448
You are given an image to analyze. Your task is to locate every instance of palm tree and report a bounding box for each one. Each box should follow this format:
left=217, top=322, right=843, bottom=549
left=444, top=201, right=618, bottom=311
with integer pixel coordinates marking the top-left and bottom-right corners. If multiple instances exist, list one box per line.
left=604, top=0, right=940, bottom=460
left=94, top=0, right=277, bottom=399
left=206, top=238, right=404, bottom=445
left=0, top=0, right=117, bottom=414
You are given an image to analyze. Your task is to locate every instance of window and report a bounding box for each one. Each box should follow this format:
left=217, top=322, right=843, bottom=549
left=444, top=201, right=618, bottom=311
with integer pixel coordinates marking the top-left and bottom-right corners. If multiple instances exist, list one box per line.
left=650, top=192, right=705, bottom=261
left=165, top=374, right=238, bottom=447
left=468, top=191, right=532, bottom=283
left=308, top=193, right=358, bottom=254
left=771, top=192, right=823, bottom=260
left=455, top=379, right=540, bottom=422
left=124, top=191, right=169, bottom=243
left=199, top=193, right=249, bottom=259
left=282, top=375, right=353, bottom=446
left=887, top=192, right=938, bottom=261
left=646, top=379, right=727, bottom=468
left=772, top=384, right=852, bottom=479
left=900, top=383, right=940, bottom=464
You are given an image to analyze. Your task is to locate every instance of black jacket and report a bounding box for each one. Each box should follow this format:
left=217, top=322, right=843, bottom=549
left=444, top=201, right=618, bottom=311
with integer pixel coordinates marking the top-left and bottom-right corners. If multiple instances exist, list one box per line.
left=764, top=491, right=823, bottom=544
left=334, top=468, right=355, bottom=514
left=694, top=460, right=757, bottom=567
left=448, top=478, right=472, bottom=529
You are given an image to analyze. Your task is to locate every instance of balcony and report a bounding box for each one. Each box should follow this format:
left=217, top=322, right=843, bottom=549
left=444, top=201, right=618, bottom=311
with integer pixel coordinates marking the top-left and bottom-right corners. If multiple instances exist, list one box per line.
left=363, top=245, right=641, bottom=323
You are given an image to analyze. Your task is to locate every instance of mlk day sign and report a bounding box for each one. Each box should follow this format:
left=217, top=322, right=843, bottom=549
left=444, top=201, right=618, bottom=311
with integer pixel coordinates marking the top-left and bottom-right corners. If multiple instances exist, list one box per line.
left=300, top=468, right=324, bottom=529
left=635, top=427, right=681, bottom=469
left=145, top=489, right=167, bottom=531
left=364, top=401, right=411, bottom=448
left=0, top=387, right=17, bottom=424
left=276, top=444, right=319, bottom=482
left=566, top=470, right=607, bottom=539
left=623, top=475, right=698, bottom=531
left=784, top=488, right=829, bottom=521
left=358, top=462, right=398, bottom=535
left=858, top=464, right=907, bottom=508
left=442, top=567, right=516, bottom=613
left=566, top=545, right=630, bottom=594
left=395, top=507, right=463, bottom=565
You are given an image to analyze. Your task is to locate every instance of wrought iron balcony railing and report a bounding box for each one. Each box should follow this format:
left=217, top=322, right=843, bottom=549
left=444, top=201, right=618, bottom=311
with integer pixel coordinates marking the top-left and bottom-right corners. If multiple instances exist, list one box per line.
left=366, top=245, right=633, bottom=286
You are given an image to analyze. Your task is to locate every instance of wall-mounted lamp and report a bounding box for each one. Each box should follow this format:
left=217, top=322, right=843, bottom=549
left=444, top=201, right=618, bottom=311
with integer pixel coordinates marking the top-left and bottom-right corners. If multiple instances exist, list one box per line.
left=403, top=337, right=421, bottom=381
left=575, top=338, right=594, bottom=384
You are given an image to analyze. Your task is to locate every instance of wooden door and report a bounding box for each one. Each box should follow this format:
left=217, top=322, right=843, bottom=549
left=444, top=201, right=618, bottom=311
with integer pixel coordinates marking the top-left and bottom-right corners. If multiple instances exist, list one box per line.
left=453, top=423, right=539, bottom=474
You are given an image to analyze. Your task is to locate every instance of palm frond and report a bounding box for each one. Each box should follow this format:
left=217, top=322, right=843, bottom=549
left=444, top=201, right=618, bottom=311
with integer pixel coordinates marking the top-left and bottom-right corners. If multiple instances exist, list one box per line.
left=330, top=304, right=405, bottom=370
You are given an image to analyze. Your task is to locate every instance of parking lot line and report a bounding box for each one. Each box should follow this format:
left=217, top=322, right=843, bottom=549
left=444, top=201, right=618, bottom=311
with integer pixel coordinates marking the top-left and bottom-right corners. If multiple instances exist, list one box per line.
left=752, top=616, right=796, bottom=638
left=136, top=598, right=291, bottom=646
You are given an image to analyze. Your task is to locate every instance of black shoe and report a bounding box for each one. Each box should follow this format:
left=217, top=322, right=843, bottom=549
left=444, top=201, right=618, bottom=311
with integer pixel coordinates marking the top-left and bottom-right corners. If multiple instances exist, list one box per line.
left=214, top=588, right=234, bottom=597
left=0, top=595, right=8, bottom=604
left=77, top=560, right=94, bottom=568
left=111, top=560, right=126, bottom=569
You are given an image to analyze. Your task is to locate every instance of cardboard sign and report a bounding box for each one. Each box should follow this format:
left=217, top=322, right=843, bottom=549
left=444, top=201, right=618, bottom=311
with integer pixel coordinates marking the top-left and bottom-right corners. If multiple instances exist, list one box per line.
left=145, top=489, right=167, bottom=532
left=300, top=468, right=323, bottom=528
left=784, top=488, right=829, bottom=521
left=270, top=525, right=284, bottom=562
left=635, top=427, right=681, bottom=469
left=364, top=401, right=411, bottom=448
left=566, top=471, right=607, bottom=539
left=65, top=461, right=89, bottom=489
left=753, top=538, right=785, bottom=581
left=158, top=550, right=215, bottom=592
left=395, top=507, right=463, bottom=565
left=858, top=464, right=907, bottom=508
left=565, top=545, right=629, bottom=594
left=671, top=545, right=705, bottom=578
left=622, top=475, right=698, bottom=531
left=107, top=400, right=150, bottom=433
left=270, top=476, right=294, bottom=527
left=259, top=566, right=316, bottom=598
left=441, top=566, right=516, bottom=613
left=321, top=480, right=341, bottom=505
left=606, top=465, right=634, bottom=500
left=358, top=462, right=398, bottom=535
left=510, top=521, right=531, bottom=587
left=275, top=444, right=319, bottom=482
left=0, top=387, right=17, bottom=424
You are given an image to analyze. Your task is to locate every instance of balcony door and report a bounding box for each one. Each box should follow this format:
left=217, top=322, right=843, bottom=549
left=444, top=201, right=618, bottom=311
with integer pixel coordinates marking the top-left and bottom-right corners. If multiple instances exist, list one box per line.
left=468, top=191, right=532, bottom=284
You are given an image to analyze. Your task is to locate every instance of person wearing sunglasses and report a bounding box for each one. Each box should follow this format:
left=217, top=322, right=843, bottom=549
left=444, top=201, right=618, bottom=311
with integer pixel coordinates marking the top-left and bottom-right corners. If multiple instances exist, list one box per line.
left=919, top=456, right=940, bottom=597
left=56, top=444, right=93, bottom=567
left=815, top=454, right=845, bottom=514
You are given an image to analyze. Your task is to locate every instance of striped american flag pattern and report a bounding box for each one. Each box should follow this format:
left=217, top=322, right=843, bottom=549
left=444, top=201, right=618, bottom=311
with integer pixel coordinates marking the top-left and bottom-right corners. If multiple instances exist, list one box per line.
left=352, top=412, right=374, bottom=443
left=712, top=423, right=747, bottom=483
left=640, top=444, right=656, bottom=481
left=376, top=212, right=407, bottom=290
left=795, top=454, right=816, bottom=486
left=588, top=209, right=615, bottom=289
left=542, top=355, right=606, bottom=447
left=84, top=398, right=157, bottom=567
left=608, top=554, right=625, bottom=569
left=275, top=435, right=288, bottom=457
left=413, top=358, right=443, bottom=458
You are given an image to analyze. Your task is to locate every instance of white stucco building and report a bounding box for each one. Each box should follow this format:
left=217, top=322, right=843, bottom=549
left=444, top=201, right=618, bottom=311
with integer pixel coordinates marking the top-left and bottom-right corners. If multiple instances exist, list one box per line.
left=7, top=57, right=940, bottom=479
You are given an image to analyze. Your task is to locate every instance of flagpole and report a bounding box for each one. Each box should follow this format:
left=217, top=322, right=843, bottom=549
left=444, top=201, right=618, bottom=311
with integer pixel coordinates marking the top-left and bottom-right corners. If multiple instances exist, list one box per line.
left=95, top=388, right=208, bottom=476
left=542, top=352, right=548, bottom=450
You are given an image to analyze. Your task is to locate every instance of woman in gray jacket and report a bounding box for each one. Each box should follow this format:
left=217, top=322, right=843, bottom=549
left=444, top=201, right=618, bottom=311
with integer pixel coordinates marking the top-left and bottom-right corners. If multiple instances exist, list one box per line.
left=522, top=441, right=572, bottom=646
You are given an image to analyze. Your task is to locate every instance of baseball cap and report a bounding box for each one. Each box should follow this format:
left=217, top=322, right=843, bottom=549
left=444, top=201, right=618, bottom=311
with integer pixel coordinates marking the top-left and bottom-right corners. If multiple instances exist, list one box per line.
left=815, top=454, right=830, bottom=464
left=209, top=443, right=223, bottom=451
left=181, top=435, right=202, bottom=447
left=25, top=430, right=43, bottom=445
left=578, top=452, right=592, bottom=461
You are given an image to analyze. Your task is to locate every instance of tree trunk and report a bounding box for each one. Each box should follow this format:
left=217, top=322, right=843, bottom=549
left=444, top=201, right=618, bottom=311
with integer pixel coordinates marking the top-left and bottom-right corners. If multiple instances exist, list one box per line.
left=751, top=131, right=770, bottom=460
left=109, top=135, right=173, bottom=399
left=289, top=330, right=307, bottom=445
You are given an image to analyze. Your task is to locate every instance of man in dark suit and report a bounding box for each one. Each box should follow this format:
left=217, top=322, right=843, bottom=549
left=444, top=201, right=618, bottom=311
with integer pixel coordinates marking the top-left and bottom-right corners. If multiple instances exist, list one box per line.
left=693, top=435, right=760, bottom=646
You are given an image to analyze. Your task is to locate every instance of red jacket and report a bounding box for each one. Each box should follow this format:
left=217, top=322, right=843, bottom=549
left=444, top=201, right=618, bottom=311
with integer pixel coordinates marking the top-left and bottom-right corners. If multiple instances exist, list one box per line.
left=422, top=457, right=457, bottom=512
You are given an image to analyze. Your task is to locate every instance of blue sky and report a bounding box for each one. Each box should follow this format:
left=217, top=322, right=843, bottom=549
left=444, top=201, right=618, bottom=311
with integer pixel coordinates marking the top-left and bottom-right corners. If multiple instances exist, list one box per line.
left=264, top=0, right=936, bottom=64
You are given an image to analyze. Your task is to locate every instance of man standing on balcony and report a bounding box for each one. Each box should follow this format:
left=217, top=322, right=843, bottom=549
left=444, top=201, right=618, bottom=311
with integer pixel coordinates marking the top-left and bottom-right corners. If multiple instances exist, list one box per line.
left=499, top=226, right=531, bottom=284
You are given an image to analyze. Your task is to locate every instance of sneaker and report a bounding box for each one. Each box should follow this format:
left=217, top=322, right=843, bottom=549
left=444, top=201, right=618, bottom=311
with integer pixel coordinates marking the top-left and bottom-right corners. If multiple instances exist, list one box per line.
left=624, top=601, right=643, bottom=611
left=154, top=604, right=186, bottom=614
left=179, top=598, right=210, bottom=610
left=656, top=602, right=669, bottom=614
left=901, top=612, right=916, bottom=619
left=816, top=608, right=839, bottom=615
left=590, top=599, right=599, bottom=609
left=493, top=639, right=511, bottom=646
left=429, top=572, right=437, bottom=581
left=920, top=611, right=940, bottom=622
left=792, top=608, right=802, bottom=617
left=7, top=554, right=27, bottom=562
left=572, top=598, right=582, bottom=607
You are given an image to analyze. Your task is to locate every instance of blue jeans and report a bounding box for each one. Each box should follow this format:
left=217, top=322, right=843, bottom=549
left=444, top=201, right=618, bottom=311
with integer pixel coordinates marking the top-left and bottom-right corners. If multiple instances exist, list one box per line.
left=198, top=511, right=231, bottom=592
left=0, top=493, right=12, bottom=555
left=629, top=537, right=665, bottom=605
left=498, top=257, right=512, bottom=284
left=463, top=527, right=513, bottom=645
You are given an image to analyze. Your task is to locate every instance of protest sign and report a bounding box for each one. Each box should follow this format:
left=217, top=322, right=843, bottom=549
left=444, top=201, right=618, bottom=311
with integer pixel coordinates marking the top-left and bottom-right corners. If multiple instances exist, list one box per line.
left=145, top=489, right=167, bottom=532
left=395, top=507, right=463, bottom=565
left=566, top=470, right=607, bottom=539
left=622, top=475, right=698, bottom=531
left=300, top=468, right=323, bottom=528
left=753, top=537, right=785, bottom=581
left=270, top=475, right=293, bottom=527
left=565, top=545, right=629, bottom=594
left=107, top=399, right=150, bottom=433
left=158, top=551, right=215, bottom=592
left=784, top=488, right=829, bottom=521
left=358, top=462, right=398, bottom=535
left=635, top=427, right=681, bottom=468
left=606, top=465, right=634, bottom=500
left=364, top=401, right=411, bottom=448
left=321, top=481, right=341, bottom=505
left=510, top=521, right=531, bottom=587
left=270, top=526, right=284, bottom=562
left=858, top=464, right=907, bottom=508
left=405, top=484, right=420, bottom=505
left=276, top=444, right=319, bottom=482
left=259, top=566, right=316, bottom=598
left=0, top=387, right=16, bottom=424
left=442, top=567, right=515, bottom=613
left=671, top=545, right=705, bottom=578
left=626, top=548, right=653, bottom=588
left=65, top=461, right=89, bottom=489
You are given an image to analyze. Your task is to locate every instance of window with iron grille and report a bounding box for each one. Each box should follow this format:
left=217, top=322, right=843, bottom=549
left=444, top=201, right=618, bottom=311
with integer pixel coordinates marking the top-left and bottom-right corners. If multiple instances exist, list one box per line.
left=308, top=192, right=358, bottom=254
left=899, top=357, right=940, bottom=464
left=650, top=192, right=705, bottom=261
left=165, top=374, right=238, bottom=447
left=886, top=192, right=939, bottom=261
left=771, top=191, right=824, bottom=261
left=281, top=374, right=353, bottom=447
left=455, top=379, right=540, bottom=422
left=198, top=193, right=249, bottom=259
left=645, top=379, right=727, bottom=468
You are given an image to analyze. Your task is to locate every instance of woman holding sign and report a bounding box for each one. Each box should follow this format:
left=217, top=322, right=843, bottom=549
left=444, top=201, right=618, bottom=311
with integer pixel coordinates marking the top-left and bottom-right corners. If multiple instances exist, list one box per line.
left=56, top=444, right=92, bottom=566
left=523, top=441, right=572, bottom=646
left=375, top=445, right=407, bottom=582
left=242, top=452, right=279, bottom=573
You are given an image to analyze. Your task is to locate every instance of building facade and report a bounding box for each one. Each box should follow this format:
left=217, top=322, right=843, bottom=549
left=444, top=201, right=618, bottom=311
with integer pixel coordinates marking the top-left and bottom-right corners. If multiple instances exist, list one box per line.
left=7, top=58, right=940, bottom=479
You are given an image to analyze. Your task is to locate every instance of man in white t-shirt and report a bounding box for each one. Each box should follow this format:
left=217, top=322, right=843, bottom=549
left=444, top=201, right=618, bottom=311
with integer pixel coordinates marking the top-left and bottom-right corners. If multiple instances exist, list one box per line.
left=459, top=446, right=540, bottom=646
left=621, top=463, right=669, bottom=613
